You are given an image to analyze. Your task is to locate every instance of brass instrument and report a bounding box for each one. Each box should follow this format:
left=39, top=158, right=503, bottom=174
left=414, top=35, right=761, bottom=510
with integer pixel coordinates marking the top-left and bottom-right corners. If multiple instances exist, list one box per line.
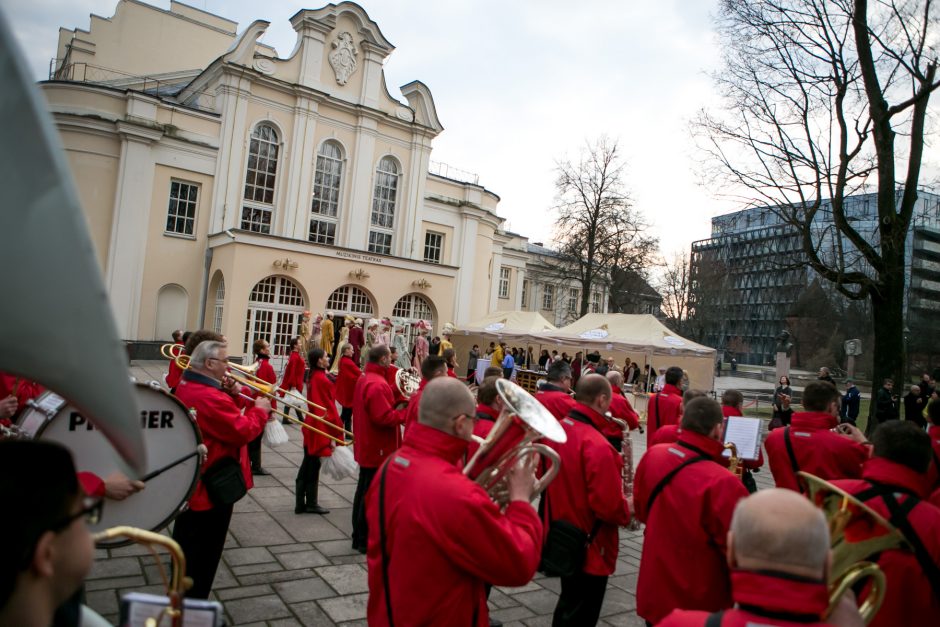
left=93, top=526, right=190, bottom=627
left=800, top=472, right=906, bottom=624
left=395, top=367, right=422, bottom=399
left=160, top=343, right=185, bottom=361
left=723, top=441, right=742, bottom=478
left=608, top=416, right=641, bottom=531
left=162, top=346, right=353, bottom=445
left=463, top=379, right=567, bottom=505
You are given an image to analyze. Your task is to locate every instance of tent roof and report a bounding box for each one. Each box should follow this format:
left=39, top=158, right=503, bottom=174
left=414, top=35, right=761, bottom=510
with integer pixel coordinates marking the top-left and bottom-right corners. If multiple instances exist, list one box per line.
left=457, top=310, right=558, bottom=336
left=548, top=313, right=715, bottom=357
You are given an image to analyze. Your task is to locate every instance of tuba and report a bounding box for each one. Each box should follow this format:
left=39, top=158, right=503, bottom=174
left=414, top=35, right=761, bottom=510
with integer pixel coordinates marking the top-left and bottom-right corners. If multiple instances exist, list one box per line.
left=800, top=472, right=908, bottom=625
left=608, top=415, right=641, bottom=530
left=463, top=379, right=567, bottom=505
left=395, top=367, right=422, bottom=399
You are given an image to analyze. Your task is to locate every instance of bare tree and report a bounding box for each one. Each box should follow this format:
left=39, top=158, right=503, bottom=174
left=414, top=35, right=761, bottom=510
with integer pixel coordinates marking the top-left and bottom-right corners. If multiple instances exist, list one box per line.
left=552, top=137, right=658, bottom=316
left=658, top=251, right=692, bottom=333
left=695, top=0, right=940, bottom=426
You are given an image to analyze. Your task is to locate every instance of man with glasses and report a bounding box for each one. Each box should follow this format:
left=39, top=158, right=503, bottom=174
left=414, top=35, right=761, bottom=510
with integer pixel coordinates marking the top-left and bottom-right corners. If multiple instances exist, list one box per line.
left=366, top=377, right=542, bottom=626
left=173, top=340, right=271, bottom=598
left=0, top=440, right=97, bottom=627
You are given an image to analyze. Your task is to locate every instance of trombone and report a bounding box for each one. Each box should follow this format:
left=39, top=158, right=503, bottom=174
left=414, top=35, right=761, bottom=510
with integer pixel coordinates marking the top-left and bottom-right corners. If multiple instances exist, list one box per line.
left=161, top=344, right=353, bottom=445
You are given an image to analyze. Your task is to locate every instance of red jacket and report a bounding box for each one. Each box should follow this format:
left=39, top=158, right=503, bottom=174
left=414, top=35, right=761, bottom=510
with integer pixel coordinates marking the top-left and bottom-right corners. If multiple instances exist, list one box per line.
left=250, top=355, right=277, bottom=411
left=281, top=351, right=306, bottom=392
left=335, top=355, right=361, bottom=408
left=536, top=384, right=575, bottom=420
left=651, top=424, right=681, bottom=446
left=646, top=383, right=683, bottom=448
left=831, top=458, right=940, bottom=627
left=610, top=387, right=640, bottom=430
left=353, top=363, right=406, bottom=468
left=468, top=403, right=499, bottom=461
left=175, top=371, right=267, bottom=511
left=720, top=406, right=763, bottom=471
left=304, top=368, right=343, bottom=456
left=385, top=364, right=408, bottom=407
left=0, top=371, right=43, bottom=414
left=165, top=342, right=184, bottom=390
left=402, top=379, right=430, bottom=441
left=927, top=425, right=940, bottom=491
left=658, top=570, right=831, bottom=626
left=366, top=423, right=542, bottom=627
left=77, top=472, right=106, bottom=499
left=765, top=411, right=869, bottom=491
left=634, top=431, right=749, bottom=623
left=543, top=403, right=631, bottom=576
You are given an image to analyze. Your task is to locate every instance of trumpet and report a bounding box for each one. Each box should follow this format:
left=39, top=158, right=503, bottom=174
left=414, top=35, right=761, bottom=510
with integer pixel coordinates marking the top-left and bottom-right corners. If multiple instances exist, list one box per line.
left=800, top=472, right=904, bottom=624
left=161, top=345, right=353, bottom=445
left=395, top=367, right=421, bottom=399
left=463, top=379, right=567, bottom=505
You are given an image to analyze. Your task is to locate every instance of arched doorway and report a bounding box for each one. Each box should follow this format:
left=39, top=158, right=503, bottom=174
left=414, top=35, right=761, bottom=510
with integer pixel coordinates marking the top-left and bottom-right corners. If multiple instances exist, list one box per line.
left=155, top=284, right=188, bottom=342
left=325, top=284, right=376, bottom=319
left=391, top=293, right=435, bottom=348
left=244, top=276, right=306, bottom=371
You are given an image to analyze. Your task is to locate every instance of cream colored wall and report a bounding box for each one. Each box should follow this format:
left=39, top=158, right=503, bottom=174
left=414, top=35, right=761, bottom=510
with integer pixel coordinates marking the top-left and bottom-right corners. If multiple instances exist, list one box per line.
left=471, top=225, right=498, bottom=321
left=57, top=0, right=236, bottom=78
left=420, top=222, right=455, bottom=264
left=137, top=165, right=215, bottom=339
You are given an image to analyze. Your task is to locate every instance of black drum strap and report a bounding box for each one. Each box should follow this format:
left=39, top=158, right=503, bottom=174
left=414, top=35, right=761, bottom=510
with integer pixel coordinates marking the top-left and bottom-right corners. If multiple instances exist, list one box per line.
left=783, top=427, right=804, bottom=493
left=646, top=455, right=707, bottom=513
left=379, top=460, right=395, bottom=627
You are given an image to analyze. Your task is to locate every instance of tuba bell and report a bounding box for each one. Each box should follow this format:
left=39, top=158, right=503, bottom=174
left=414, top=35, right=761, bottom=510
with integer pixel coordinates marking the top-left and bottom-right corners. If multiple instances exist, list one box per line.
left=800, top=471, right=908, bottom=625
left=395, top=367, right=422, bottom=399
left=463, top=379, right=567, bottom=505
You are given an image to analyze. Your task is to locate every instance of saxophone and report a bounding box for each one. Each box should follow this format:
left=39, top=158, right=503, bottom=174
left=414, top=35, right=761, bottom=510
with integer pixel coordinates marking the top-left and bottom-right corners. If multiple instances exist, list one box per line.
left=609, top=415, right=642, bottom=531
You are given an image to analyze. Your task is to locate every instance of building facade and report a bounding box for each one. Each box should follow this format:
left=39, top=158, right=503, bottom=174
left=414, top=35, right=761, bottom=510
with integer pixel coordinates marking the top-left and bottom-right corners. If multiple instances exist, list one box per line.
left=45, top=0, right=603, bottom=364
left=689, top=191, right=940, bottom=366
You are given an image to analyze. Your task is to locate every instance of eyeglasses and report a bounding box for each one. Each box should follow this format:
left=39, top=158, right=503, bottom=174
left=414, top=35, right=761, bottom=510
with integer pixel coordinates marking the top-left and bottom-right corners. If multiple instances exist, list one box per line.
left=52, top=496, right=103, bottom=532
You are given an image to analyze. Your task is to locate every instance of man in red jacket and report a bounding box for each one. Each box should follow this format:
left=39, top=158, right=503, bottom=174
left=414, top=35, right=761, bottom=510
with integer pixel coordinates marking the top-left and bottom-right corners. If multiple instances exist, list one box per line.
left=402, top=355, right=447, bottom=440
left=544, top=374, right=631, bottom=626
left=658, top=489, right=864, bottom=627
left=765, top=381, right=870, bottom=492
left=366, top=377, right=542, bottom=627
left=605, top=371, right=641, bottom=451
left=634, top=397, right=749, bottom=624
left=335, top=342, right=361, bottom=433
left=247, top=339, right=277, bottom=475
left=831, top=420, right=940, bottom=627
left=721, top=389, right=763, bottom=493
left=351, top=345, right=407, bottom=554
left=172, top=340, right=270, bottom=598
left=926, top=400, right=940, bottom=491
left=536, top=361, right=576, bottom=420
left=645, top=366, right=684, bottom=448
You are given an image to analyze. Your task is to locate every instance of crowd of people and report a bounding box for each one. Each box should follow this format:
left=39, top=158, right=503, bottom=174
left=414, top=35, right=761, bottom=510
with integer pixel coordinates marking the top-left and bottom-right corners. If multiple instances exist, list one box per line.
left=3, top=336, right=940, bottom=627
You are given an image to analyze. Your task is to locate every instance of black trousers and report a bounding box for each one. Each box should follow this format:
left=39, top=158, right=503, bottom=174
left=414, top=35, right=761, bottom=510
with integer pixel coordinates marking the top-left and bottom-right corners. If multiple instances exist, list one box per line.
left=340, top=406, right=353, bottom=435
left=248, top=433, right=263, bottom=470
left=553, top=571, right=608, bottom=627
left=171, top=503, right=234, bottom=599
left=351, top=466, right=378, bottom=550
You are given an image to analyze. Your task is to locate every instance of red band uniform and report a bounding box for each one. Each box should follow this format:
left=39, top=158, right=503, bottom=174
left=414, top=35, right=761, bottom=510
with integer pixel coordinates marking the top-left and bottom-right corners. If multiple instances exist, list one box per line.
left=543, top=403, right=632, bottom=626
left=172, top=370, right=268, bottom=598
left=764, top=411, right=869, bottom=491
left=604, top=386, right=640, bottom=451
left=247, top=354, right=277, bottom=474
left=402, top=379, right=429, bottom=441
left=296, top=366, right=344, bottom=513
left=164, top=341, right=184, bottom=391
left=536, top=383, right=576, bottom=421
left=335, top=353, right=361, bottom=433
left=645, top=383, right=683, bottom=448
left=351, top=362, right=406, bottom=552
left=366, top=422, right=542, bottom=626
left=633, top=430, right=749, bottom=624
left=280, top=350, right=306, bottom=404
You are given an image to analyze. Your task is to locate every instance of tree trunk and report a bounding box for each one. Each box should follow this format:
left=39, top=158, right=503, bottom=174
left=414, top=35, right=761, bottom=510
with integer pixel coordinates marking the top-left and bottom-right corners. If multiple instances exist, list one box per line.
left=865, top=262, right=905, bottom=436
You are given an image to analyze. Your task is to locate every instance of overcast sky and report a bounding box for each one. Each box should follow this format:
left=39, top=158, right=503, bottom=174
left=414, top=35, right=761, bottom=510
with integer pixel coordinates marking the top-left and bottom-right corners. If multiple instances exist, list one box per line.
left=6, top=0, right=732, bottom=261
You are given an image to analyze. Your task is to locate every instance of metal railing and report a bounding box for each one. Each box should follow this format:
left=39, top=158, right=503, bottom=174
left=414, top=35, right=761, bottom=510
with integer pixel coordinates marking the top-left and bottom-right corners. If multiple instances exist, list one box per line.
left=428, top=161, right=480, bottom=185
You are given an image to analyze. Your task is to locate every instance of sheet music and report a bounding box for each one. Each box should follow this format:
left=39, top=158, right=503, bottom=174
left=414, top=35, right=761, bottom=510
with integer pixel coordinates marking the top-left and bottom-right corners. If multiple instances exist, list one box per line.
left=722, top=416, right=762, bottom=461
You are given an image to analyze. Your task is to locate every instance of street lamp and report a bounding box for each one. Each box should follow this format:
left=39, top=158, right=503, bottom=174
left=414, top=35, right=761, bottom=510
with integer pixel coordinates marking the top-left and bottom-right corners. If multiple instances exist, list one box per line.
left=903, top=325, right=911, bottom=384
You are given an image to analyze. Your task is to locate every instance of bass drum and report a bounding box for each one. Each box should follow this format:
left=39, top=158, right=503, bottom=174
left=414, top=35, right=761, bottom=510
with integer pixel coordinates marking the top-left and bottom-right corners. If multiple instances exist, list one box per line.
left=18, top=381, right=202, bottom=547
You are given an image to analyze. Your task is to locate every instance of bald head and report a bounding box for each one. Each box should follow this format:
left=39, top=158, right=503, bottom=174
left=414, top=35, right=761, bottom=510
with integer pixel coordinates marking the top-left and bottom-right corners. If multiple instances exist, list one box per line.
left=606, top=371, right=623, bottom=388
left=418, top=378, right=476, bottom=434
left=730, top=489, right=829, bottom=578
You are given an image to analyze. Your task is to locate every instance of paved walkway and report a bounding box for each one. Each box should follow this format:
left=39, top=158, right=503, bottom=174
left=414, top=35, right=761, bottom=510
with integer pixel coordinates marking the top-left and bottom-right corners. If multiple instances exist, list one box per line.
left=83, top=362, right=776, bottom=626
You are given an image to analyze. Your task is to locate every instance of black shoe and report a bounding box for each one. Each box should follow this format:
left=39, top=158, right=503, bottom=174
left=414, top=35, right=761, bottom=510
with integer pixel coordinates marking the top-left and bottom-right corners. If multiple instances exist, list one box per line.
left=298, top=504, right=330, bottom=515
left=252, top=467, right=270, bottom=476
left=489, top=619, right=503, bottom=627
left=352, top=543, right=367, bottom=554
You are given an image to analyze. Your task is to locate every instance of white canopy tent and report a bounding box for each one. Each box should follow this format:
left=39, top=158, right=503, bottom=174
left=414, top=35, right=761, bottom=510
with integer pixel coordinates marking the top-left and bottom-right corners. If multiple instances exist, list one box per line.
left=450, top=311, right=557, bottom=379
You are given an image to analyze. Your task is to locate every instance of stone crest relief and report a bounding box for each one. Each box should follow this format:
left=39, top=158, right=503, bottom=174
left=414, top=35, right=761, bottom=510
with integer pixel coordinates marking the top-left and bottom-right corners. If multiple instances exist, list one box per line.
left=328, top=32, right=358, bottom=86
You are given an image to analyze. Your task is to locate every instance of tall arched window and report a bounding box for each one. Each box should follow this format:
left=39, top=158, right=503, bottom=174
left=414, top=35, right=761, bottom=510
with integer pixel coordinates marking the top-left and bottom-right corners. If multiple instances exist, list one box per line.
left=243, top=276, right=305, bottom=371
left=325, top=285, right=375, bottom=318
left=212, top=278, right=225, bottom=334
left=241, top=123, right=279, bottom=233
left=392, top=293, right=434, bottom=347
left=309, top=141, right=343, bottom=245
left=368, top=157, right=399, bottom=255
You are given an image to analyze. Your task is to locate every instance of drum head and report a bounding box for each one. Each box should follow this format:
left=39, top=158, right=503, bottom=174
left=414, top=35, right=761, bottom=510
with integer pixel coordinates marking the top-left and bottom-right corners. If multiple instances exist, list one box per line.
left=36, top=382, right=202, bottom=547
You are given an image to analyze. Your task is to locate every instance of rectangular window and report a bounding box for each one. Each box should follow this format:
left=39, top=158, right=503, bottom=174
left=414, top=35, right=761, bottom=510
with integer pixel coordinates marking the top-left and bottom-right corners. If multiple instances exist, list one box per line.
left=368, top=230, right=392, bottom=255
left=165, top=181, right=198, bottom=236
left=424, top=231, right=444, bottom=264
left=542, top=284, right=555, bottom=311
left=591, top=291, right=600, bottom=313
left=521, top=280, right=529, bottom=308
left=309, top=219, right=337, bottom=245
left=240, top=206, right=272, bottom=234
left=568, top=288, right=579, bottom=314
left=498, top=267, right=511, bottom=299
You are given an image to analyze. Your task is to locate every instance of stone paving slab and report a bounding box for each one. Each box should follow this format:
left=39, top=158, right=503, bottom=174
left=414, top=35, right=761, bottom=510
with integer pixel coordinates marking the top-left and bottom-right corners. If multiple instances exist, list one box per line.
left=81, top=361, right=777, bottom=625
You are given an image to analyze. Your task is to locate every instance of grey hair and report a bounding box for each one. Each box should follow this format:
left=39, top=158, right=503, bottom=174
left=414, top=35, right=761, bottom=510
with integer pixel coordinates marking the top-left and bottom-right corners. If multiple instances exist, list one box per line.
left=190, top=340, right=226, bottom=370
left=606, top=370, right=624, bottom=386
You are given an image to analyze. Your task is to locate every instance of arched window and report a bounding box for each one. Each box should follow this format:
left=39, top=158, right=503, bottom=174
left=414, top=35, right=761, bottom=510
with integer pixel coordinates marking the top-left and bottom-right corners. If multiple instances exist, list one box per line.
left=325, top=285, right=375, bottom=318
left=243, top=276, right=305, bottom=371
left=310, top=141, right=343, bottom=245
left=212, top=278, right=225, bottom=334
left=155, top=284, right=188, bottom=341
left=241, top=123, right=279, bottom=233
left=368, top=157, right=399, bottom=255
left=392, top=293, right=434, bottom=347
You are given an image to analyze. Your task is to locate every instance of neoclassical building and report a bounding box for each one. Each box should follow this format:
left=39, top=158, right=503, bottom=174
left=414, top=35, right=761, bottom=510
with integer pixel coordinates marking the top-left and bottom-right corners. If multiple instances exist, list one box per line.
left=45, top=0, right=605, bottom=366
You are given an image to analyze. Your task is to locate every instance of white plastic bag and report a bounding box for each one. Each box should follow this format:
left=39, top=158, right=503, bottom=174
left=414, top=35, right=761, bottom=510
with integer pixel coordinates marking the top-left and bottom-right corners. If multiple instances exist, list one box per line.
left=281, top=389, right=307, bottom=413
left=322, top=444, right=359, bottom=480
left=263, top=418, right=289, bottom=447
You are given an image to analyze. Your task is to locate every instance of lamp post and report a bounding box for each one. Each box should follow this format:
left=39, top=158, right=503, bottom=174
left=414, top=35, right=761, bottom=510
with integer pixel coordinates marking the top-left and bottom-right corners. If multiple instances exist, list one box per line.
left=903, top=325, right=911, bottom=384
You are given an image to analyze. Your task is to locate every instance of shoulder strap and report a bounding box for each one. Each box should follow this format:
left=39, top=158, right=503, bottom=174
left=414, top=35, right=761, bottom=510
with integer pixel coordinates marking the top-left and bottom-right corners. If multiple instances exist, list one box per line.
left=379, top=460, right=395, bottom=627
left=783, top=427, right=803, bottom=493
left=646, top=454, right=708, bottom=513
left=705, top=611, right=725, bottom=627
left=654, top=392, right=661, bottom=431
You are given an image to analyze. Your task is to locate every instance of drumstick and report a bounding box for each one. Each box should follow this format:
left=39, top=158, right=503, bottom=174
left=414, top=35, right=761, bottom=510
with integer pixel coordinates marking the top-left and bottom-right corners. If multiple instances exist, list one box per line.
left=141, top=447, right=204, bottom=482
